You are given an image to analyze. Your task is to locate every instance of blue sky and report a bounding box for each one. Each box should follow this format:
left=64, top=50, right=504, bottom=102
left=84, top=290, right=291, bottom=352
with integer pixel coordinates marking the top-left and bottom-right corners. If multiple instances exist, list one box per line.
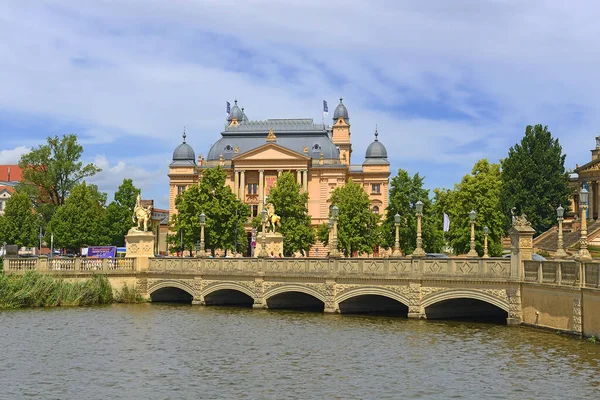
left=1, top=1, right=598, bottom=209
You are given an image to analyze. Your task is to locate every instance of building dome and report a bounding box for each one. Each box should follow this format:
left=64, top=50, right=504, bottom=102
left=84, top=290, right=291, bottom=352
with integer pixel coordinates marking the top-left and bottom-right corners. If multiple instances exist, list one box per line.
left=364, top=127, right=389, bottom=165
left=171, top=129, right=196, bottom=165
left=333, top=98, right=349, bottom=121
left=228, top=100, right=244, bottom=121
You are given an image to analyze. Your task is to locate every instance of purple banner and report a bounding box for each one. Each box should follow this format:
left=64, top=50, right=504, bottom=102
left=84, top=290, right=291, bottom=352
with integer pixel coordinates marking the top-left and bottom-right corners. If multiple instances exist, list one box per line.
left=87, top=246, right=117, bottom=258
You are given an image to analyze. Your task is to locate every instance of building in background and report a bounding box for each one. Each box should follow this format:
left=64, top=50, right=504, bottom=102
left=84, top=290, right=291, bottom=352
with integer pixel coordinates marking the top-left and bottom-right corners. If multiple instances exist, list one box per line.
left=0, top=165, right=23, bottom=215
left=168, top=99, right=391, bottom=255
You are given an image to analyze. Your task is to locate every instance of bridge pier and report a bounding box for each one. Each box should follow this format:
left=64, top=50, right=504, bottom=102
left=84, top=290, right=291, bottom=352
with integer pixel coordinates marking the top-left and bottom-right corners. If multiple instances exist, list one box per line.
left=407, top=281, right=425, bottom=319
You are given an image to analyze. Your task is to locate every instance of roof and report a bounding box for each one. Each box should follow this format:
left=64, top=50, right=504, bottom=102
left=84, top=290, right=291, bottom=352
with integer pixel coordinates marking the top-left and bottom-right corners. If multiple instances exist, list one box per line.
left=208, top=118, right=339, bottom=161
left=0, top=185, right=15, bottom=194
left=0, top=165, right=23, bottom=182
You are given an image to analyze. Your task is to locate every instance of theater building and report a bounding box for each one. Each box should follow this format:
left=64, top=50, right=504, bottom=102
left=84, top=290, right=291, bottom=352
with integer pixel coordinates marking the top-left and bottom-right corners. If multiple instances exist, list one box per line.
left=168, top=99, right=391, bottom=255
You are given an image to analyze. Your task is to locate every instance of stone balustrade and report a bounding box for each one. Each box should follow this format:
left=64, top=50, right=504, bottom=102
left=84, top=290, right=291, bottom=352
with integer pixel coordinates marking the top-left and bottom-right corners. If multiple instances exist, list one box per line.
left=4, top=257, right=137, bottom=274
left=523, top=260, right=600, bottom=288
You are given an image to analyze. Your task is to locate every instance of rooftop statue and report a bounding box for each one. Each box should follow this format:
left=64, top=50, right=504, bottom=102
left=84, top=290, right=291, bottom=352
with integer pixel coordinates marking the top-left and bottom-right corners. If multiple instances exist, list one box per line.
left=132, top=194, right=153, bottom=232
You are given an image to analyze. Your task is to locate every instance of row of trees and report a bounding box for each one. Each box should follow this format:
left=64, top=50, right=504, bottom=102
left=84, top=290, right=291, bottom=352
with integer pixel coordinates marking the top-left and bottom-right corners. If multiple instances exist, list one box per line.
left=0, top=134, right=141, bottom=251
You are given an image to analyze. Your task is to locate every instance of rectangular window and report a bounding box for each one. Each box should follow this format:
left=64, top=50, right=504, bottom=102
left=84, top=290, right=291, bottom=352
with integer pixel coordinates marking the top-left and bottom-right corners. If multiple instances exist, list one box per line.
left=248, top=183, right=258, bottom=195
left=253, top=205, right=258, bottom=218
left=371, top=183, right=381, bottom=194
left=177, top=185, right=186, bottom=195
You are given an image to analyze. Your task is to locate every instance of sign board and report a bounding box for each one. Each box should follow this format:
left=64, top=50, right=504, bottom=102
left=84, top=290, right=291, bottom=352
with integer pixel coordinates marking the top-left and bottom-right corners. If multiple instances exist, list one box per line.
left=86, top=246, right=117, bottom=258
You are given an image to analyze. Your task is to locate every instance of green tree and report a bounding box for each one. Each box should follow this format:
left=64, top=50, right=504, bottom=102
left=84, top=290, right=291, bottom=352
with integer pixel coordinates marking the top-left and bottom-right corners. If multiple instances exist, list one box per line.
left=48, top=182, right=107, bottom=252
left=444, top=159, right=504, bottom=256
left=329, top=179, right=381, bottom=257
left=103, top=179, right=141, bottom=246
left=171, top=167, right=249, bottom=256
left=267, top=172, right=315, bottom=256
left=383, top=169, right=444, bottom=254
left=0, top=192, right=39, bottom=248
left=500, top=124, right=570, bottom=235
left=17, top=134, right=101, bottom=225
left=317, top=221, right=331, bottom=247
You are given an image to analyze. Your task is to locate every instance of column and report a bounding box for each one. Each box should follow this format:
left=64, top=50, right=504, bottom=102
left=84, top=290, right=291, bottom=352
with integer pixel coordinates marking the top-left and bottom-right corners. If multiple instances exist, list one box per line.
left=296, top=170, right=302, bottom=185
left=303, top=170, right=308, bottom=193
left=240, top=170, right=246, bottom=201
left=258, top=170, right=264, bottom=212
left=589, top=181, right=594, bottom=220
left=234, top=170, right=239, bottom=199
left=278, top=169, right=283, bottom=177
left=596, top=181, right=599, bottom=219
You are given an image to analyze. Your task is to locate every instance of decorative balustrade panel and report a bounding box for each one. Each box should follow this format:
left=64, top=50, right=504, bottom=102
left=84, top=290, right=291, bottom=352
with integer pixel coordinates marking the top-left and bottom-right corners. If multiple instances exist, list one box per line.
left=6, top=258, right=38, bottom=272
left=542, top=262, right=557, bottom=284
left=524, top=261, right=539, bottom=282
left=560, top=262, right=578, bottom=285
left=584, top=263, right=600, bottom=288
left=49, top=258, right=76, bottom=271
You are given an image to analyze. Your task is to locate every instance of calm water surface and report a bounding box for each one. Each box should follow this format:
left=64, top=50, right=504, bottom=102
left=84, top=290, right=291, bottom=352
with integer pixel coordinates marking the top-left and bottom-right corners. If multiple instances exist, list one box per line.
left=1, top=304, right=599, bottom=399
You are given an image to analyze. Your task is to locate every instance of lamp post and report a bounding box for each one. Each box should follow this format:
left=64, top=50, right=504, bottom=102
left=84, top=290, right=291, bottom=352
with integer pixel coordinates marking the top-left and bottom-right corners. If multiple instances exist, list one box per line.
left=393, top=213, right=402, bottom=257
left=483, top=226, right=490, bottom=258
left=199, top=213, right=206, bottom=257
left=555, top=205, right=567, bottom=259
left=2, top=241, right=6, bottom=259
left=328, top=217, right=334, bottom=252
left=330, top=206, right=340, bottom=258
left=413, top=201, right=425, bottom=257
left=578, top=188, right=592, bottom=261
left=180, top=229, right=184, bottom=257
left=467, top=210, right=478, bottom=257
left=259, top=208, right=268, bottom=257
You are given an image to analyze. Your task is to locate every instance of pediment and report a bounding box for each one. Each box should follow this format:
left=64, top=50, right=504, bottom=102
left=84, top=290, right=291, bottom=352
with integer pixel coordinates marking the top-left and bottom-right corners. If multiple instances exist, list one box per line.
left=232, top=143, right=310, bottom=161
left=576, top=159, right=600, bottom=174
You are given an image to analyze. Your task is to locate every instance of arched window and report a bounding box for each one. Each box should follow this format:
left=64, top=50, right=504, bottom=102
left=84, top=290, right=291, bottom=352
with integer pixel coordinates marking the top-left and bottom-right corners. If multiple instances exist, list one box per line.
left=372, top=206, right=380, bottom=214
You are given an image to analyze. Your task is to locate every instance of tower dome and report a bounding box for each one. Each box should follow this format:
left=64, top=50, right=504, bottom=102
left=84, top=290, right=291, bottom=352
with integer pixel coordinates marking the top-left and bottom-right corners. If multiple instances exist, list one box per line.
left=171, top=128, right=196, bottom=166
left=228, top=100, right=244, bottom=121
left=364, top=126, right=389, bottom=165
left=333, top=98, right=349, bottom=122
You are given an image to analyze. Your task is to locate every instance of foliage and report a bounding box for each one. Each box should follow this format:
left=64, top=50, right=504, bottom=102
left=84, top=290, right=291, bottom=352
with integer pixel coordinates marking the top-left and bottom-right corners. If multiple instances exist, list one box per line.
left=18, top=134, right=101, bottom=225
left=0, top=272, right=113, bottom=308
left=48, top=182, right=108, bottom=252
left=267, top=172, right=315, bottom=256
left=103, top=179, right=141, bottom=246
left=500, top=124, right=571, bottom=235
left=442, top=159, right=504, bottom=256
left=0, top=192, right=39, bottom=248
left=170, top=167, right=249, bottom=256
left=383, top=169, right=444, bottom=254
left=329, top=179, right=381, bottom=257
left=317, top=222, right=330, bottom=247
left=114, top=283, right=145, bottom=303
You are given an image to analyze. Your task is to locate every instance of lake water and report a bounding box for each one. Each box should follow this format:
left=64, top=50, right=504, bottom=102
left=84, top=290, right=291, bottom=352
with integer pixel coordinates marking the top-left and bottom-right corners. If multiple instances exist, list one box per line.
left=1, top=304, right=599, bottom=399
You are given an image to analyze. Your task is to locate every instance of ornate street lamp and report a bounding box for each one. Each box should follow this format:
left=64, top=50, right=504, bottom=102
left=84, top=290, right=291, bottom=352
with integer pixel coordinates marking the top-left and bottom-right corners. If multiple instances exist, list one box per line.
left=199, top=212, right=206, bottom=258
left=467, top=210, right=478, bottom=257
left=578, top=188, right=592, bottom=261
left=413, top=201, right=425, bottom=257
left=259, top=208, right=269, bottom=257
left=555, top=205, right=567, bottom=259
left=483, top=226, right=490, bottom=258
left=393, top=213, right=402, bottom=257
left=330, top=206, right=340, bottom=257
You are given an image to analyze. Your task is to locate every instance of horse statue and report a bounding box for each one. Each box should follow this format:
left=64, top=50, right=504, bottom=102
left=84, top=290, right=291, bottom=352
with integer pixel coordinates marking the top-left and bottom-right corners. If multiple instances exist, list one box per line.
left=265, top=203, right=281, bottom=233
left=132, top=194, right=153, bottom=232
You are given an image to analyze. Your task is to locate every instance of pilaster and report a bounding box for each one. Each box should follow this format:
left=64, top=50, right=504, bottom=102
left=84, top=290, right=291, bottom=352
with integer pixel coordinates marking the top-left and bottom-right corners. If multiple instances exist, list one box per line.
left=234, top=170, right=239, bottom=199
left=508, top=218, right=536, bottom=280
left=240, top=170, right=246, bottom=201
left=407, top=281, right=424, bottom=318
left=252, top=273, right=266, bottom=309
left=324, top=280, right=338, bottom=313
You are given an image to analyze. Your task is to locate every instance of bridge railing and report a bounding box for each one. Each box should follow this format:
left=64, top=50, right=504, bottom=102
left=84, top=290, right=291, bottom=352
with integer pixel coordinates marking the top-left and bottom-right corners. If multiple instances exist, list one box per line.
left=523, top=260, right=586, bottom=286
left=3, top=257, right=137, bottom=274
left=147, top=256, right=513, bottom=279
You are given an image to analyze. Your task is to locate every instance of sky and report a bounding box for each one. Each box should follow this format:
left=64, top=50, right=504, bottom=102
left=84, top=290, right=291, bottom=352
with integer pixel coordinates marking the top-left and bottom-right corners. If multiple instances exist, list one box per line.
left=1, top=0, right=598, bottom=209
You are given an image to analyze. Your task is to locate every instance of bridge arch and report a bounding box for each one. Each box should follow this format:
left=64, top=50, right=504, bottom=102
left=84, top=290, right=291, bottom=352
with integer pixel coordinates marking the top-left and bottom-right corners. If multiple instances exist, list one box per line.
left=148, top=280, right=196, bottom=303
left=264, top=284, right=326, bottom=303
left=336, top=286, right=410, bottom=315
left=336, top=286, right=410, bottom=307
left=421, top=289, right=509, bottom=312
left=202, top=282, right=257, bottom=300
left=148, top=280, right=196, bottom=297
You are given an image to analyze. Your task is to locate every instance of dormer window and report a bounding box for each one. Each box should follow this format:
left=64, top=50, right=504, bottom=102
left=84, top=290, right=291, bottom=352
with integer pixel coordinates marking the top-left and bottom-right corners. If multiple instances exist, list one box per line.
left=312, top=144, right=321, bottom=152
left=224, top=145, right=234, bottom=153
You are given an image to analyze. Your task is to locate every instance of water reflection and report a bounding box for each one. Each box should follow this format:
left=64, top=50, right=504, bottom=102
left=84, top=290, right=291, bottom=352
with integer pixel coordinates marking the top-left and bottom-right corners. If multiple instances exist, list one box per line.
left=0, top=304, right=599, bottom=399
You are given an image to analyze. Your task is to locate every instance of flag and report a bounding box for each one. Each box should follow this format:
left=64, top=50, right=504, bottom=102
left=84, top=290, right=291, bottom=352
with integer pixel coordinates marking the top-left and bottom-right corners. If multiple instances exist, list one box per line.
left=443, top=213, right=450, bottom=232
left=323, top=100, right=328, bottom=116
left=226, top=101, right=231, bottom=116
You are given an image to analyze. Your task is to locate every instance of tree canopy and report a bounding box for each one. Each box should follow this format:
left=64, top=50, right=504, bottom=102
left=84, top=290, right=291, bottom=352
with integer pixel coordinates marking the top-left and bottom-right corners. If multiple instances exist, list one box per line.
left=383, top=169, right=443, bottom=254
left=103, top=179, right=141, bottom=246
left=267, top=172, right=315, bottom=256
left=18, top=134, right=100, bottom=224
left=329, top=179, right=381, bottom=257
left=442, top=159, right=504, bottom=256
left=0, top=192, right=39, bottom=248
left=500, top=124, right=570, bottom=235
left=48, top=182, right=107, bottom=252
left=170, top=167, right=248, bottom=256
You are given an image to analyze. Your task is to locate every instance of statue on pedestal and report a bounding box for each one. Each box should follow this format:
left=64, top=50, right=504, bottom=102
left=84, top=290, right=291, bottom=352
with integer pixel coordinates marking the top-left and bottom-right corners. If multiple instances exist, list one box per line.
left=132, top=194, right=153, bottom=232
left=265, top=203, right=281, bottom=233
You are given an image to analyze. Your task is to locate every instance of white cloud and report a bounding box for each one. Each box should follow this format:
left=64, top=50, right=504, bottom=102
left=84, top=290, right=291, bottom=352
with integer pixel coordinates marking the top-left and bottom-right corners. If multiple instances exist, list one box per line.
left=0, top=146, right=29, bottom=164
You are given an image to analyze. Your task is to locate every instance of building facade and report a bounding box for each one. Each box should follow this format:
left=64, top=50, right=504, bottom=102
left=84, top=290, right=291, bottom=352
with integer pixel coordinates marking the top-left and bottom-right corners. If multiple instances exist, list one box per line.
left=0, top=165, right=22, bottom=215
left=168, top=99, right=390, bottom=254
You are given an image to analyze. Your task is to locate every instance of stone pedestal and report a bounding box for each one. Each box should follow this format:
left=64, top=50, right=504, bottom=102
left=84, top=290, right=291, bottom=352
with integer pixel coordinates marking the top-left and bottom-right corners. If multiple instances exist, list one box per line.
left=125, top=229, right=155, bottom=271
left=255, top=232, right=284, bottom=258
